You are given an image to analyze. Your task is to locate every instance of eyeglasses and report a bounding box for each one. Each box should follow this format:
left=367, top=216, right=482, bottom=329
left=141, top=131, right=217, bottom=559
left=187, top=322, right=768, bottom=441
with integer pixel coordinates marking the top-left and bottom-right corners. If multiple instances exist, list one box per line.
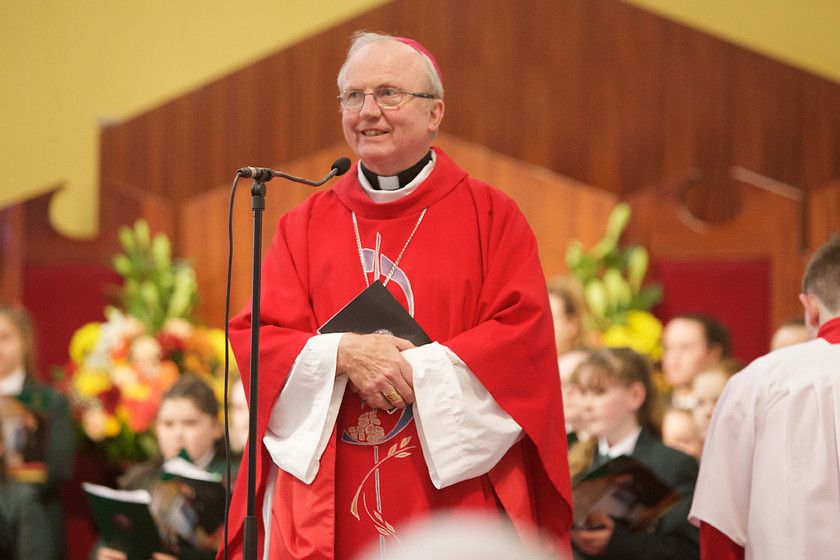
left=337, top=86, right=436, bottom=111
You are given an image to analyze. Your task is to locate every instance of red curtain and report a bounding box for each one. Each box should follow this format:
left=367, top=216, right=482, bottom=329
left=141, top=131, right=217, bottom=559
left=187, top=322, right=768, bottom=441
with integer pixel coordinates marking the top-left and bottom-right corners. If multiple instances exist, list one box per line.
left=652, top=259, right=771, bottom=365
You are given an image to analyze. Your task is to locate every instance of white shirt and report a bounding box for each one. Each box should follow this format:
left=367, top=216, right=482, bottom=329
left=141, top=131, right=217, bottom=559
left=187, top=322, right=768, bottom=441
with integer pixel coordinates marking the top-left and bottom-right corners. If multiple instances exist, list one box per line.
left=0, top=368, right=25, bottom=396
left=689, top=338, right=840, bottom=560
left=598, top=426, right=642, bottom=460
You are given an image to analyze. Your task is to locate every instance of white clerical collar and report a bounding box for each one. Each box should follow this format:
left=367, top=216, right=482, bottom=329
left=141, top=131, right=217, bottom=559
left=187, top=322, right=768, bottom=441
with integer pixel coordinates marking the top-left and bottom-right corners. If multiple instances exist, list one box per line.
left=0, top=367, right=26, bottom=396
left=599, top=426, right=642, bottom=459
left=357, top=151, right=436, bottom=204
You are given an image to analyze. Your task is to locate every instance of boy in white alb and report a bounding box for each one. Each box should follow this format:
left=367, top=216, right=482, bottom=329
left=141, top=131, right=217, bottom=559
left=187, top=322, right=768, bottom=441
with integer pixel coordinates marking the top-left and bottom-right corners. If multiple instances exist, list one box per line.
left=689, top=236, right=840, bottom=560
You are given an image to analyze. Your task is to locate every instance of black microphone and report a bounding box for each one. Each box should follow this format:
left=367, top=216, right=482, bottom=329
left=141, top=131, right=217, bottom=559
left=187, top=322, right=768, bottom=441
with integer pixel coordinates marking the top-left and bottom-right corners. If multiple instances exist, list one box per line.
left=238, top=157, right=352, bottom=185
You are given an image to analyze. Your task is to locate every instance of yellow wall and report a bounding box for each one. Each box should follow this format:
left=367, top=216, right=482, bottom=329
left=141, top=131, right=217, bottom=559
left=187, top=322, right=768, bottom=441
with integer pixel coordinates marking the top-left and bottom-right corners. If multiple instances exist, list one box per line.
left=1, top=0, right=837, bottom=239
left=622, top=0, right=840, bottom=84
left=0, top=0, right=389, bottom=238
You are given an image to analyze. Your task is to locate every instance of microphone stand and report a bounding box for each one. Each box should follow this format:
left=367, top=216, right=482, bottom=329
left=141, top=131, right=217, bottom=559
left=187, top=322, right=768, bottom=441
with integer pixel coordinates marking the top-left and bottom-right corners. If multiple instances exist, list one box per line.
left=244, top=177, right=266, bottom=560
left=235, top=158, right=349, bottom=560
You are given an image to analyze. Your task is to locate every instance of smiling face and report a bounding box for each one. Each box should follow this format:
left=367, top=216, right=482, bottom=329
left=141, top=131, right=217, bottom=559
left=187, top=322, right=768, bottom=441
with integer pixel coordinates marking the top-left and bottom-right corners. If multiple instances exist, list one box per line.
left=339, top=40, right=444, bottom=176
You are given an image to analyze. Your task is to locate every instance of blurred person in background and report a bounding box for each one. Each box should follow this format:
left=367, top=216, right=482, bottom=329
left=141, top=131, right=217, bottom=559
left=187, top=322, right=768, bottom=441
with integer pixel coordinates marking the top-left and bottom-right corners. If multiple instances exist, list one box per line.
left=660, top=313, right=732, bottom=410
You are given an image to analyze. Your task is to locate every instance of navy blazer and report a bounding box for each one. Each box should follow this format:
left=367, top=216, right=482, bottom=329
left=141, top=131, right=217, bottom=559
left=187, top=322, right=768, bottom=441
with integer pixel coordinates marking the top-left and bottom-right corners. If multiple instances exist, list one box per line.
left=576, top=427, right=700, bottom=560
left=18, top=375, right=75, bottom=560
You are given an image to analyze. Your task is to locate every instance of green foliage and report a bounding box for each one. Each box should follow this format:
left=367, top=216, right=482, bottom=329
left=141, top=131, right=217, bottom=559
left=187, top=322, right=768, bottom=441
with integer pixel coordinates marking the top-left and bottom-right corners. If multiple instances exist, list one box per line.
left=566, top=203, right=663, bottom=332
left=113, top=220, right=198, bottom=333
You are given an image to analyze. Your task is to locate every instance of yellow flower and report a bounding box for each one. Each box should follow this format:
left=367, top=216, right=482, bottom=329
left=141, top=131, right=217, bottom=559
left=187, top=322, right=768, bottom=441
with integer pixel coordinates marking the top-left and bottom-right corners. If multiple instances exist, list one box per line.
left=122, top=382, right=152, bottom=401
left=105, top=414, right=122, bottom=438
left=602, top=310, right=663, bottom=360
left=69, top=323, right=102, bottom=365
left=207, top=327, right=233, bottom=365
left=81, top=408, right=121, bottom=441
left=73, top=369, right=112, bottom=398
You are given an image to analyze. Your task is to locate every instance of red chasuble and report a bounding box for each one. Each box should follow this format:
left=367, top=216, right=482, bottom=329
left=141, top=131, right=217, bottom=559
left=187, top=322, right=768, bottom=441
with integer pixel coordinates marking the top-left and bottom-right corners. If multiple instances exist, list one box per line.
left=220, top=148, right=573, bottom=560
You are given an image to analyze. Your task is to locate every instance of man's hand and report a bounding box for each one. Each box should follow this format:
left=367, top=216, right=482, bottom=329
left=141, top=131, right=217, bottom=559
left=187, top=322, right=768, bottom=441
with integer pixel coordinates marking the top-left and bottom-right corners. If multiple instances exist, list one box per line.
left=337, top=333, right=416, bottom=410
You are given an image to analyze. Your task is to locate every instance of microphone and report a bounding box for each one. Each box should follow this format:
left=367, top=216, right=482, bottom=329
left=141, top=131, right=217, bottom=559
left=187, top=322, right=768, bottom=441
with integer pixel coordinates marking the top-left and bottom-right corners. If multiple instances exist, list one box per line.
left=238, top=157, right=352, bottom=185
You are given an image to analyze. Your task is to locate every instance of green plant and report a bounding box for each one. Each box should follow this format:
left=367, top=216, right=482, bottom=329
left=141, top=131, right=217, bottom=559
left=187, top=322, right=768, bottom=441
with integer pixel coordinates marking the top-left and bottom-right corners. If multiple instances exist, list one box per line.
left=565, top=203, right=662, bottom=333
left=112, top=220, right=198, bottom=334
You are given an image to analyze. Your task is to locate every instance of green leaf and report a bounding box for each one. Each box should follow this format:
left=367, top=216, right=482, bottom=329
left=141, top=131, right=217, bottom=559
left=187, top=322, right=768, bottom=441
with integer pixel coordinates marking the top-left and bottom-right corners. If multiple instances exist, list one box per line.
left=603, top=268, right=632, bottom=313
left=113, top=254, right=132, bottom=277
left=591, top=237, right=617, bottom=260
left=134, top=219, right=151, bottom=251
left=151, top=233, right=171, bottom=270
left=118, top=225, right=135, bottom=253
left=626, top=246, right=649, bottom=292
left=604, top=202, right=631, bottom=240
left=565, top=240, right=584, bottom=268
left=584, top=279, right=608, bottom=325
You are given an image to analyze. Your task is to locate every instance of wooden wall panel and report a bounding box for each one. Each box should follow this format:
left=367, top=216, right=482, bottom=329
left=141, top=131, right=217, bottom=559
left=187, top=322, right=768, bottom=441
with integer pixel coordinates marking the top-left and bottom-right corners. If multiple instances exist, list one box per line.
left=181, top=141, right=353, bottom=326
left=9, top=0, right=840, bottom=348
left=98, top=0, right=840, bottom=229
left=626, top=169, right=807, bottom=336
left=434, top=135, right=618, bottom=278
left=808, top=181, right=840, bottom=249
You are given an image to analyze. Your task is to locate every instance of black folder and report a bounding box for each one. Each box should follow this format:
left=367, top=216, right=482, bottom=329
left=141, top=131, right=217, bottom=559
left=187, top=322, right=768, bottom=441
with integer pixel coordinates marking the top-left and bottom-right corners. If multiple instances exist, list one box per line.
left=318, top=281, right=432, bottom=346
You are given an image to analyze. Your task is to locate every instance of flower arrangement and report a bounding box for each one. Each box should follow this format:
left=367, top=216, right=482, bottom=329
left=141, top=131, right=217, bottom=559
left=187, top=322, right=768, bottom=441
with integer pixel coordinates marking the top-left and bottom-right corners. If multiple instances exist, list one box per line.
left=56, top=220, right=229, bottom=463
left=566, top=203, right=664, bottom=359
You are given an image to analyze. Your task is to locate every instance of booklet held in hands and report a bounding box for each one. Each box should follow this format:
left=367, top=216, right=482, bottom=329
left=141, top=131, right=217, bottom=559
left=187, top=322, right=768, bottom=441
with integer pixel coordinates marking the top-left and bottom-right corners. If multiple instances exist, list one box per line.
left=571, top=454, right=681, bottom=532
left=82, top=482, right=169, bottom=559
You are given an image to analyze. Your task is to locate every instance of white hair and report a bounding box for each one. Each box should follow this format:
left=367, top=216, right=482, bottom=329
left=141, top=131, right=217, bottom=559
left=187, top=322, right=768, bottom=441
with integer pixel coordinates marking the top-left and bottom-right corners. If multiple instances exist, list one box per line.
left=337, top=31, right=444, bottom=100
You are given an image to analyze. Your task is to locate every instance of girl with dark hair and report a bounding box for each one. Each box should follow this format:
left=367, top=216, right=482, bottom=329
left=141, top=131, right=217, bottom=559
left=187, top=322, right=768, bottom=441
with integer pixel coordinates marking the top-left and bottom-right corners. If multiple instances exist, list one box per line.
left=93, top=375, right=226, bottom=560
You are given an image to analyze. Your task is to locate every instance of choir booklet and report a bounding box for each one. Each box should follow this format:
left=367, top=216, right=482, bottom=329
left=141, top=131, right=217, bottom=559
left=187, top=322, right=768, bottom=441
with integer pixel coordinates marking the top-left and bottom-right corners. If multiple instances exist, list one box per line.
left=82, top=482, right=169, bottom=559
left=160, top=455, right=227, bottom=533
left=318, top=280, right=432, bottom=346
left=571, top=454, right=682, bottom=532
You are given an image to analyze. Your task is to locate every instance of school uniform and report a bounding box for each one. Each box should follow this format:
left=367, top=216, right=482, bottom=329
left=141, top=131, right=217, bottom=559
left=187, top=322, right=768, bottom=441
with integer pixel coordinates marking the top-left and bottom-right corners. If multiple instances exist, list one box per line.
left=2, top=371, right=74, bottom=560
left=576, top=427, right=700, bottom=560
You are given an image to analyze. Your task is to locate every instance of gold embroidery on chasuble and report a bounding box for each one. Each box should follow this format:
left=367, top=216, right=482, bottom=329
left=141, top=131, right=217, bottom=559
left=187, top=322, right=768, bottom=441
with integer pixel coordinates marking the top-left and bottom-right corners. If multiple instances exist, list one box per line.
left=340, top=399, right=416, bottom=547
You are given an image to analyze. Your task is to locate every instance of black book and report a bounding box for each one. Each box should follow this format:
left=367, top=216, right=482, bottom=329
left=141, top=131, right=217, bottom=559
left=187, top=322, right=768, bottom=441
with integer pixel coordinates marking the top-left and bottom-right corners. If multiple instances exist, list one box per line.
left=318, top=281, right=432, bottom=346
left=82, top=482, right=169, bottom=559
left=571, top=454, right=682, bottom=532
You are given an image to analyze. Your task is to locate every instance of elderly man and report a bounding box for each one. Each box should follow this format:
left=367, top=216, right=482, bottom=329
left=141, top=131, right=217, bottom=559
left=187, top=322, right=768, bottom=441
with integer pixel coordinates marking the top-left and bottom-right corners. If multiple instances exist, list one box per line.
left=689, top=235, right=840, bottom=559
left=221, top=32, right=572, bottom=560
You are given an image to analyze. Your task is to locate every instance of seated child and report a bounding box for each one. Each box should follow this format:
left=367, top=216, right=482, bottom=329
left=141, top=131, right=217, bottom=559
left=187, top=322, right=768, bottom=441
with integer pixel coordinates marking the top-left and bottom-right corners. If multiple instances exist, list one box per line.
left=661, top=407, right=703, bottom=461
left=691, top=358, right=743, bottom=441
